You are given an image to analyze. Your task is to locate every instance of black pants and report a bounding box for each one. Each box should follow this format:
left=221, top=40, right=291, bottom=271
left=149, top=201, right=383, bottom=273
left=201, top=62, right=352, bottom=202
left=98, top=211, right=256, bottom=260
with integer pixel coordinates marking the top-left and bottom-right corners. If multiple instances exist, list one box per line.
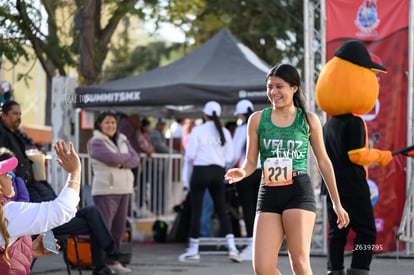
left=189, top=165, right=233, bottom=239
left=236, top=169, right=261, bottom=237
left=52, top=206, right=114, bottom=267
left=326, top=195, right=376, bottom=271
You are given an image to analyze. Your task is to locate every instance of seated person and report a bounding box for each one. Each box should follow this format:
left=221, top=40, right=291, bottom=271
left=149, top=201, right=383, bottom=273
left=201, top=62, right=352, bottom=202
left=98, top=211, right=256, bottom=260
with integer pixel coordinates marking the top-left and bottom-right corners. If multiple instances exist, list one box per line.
left=0, top=140, right=80, bottom=274
left=0, top=148, right=130, bottom=275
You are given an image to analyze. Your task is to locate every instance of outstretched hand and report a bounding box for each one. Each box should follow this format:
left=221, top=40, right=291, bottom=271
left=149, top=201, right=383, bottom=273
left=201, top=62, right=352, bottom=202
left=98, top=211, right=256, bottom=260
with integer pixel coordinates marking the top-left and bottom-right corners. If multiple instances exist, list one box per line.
left=53, top=140, right=81, bottom=174
left=224, top=168, right=246, bottom=184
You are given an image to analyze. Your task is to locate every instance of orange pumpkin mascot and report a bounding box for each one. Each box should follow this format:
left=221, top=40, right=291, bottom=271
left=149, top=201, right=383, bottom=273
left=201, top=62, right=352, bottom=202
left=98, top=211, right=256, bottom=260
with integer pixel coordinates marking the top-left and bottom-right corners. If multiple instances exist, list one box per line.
left=315, top=40, right=393, bottom=275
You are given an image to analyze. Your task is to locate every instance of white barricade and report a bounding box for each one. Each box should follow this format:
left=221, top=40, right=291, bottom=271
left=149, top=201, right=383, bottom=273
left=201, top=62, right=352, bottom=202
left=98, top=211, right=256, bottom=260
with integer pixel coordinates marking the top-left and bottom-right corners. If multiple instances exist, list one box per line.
left=47, top=152, right=185, bottom=220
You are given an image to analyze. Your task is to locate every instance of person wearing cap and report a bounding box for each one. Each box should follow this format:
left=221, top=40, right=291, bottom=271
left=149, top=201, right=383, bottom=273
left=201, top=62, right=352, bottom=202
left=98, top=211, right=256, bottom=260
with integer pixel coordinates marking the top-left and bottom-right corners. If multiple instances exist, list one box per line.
left=229, top=99, right=262, bottom=260
left=0, top=148, right=30, bottom=203
left=88, top=110, right=139, bottom=274
left=225, top=64, right=349, bottom=275
left=179, top=101, right=242, bottom=263
left=0, top=140, right=81, bottom=274
left=10, top=152, right=130, bottom=275
left=316, top=40, right=393, bottom=275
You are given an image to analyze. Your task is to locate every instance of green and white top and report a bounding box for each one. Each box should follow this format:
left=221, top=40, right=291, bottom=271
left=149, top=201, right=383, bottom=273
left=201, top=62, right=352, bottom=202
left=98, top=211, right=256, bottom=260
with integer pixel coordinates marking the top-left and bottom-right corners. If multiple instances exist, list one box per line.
left=258, top=107, right=309, bottom=172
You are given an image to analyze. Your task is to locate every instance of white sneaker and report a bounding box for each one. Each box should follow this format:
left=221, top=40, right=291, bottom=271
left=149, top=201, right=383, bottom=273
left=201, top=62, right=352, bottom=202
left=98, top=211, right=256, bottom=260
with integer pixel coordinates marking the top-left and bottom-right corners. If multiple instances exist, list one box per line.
left=240, top=243, right=253, bottom=260
left=228, top=249, right=242, bottom=263
left=178, top=249, right=200, bottom=262
left=107, top=261, right=132, bottom=274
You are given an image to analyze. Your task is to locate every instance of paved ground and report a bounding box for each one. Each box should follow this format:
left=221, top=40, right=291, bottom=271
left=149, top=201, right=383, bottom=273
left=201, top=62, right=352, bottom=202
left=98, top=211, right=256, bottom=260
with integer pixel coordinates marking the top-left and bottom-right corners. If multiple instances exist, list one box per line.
left=31, top=241, right=414, bottom=275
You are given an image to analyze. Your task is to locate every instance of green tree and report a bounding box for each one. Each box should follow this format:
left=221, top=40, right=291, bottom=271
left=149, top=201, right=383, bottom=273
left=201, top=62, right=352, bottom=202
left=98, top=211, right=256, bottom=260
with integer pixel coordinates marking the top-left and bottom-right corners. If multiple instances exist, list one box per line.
left=154, top=0, right=307, bottom=69
left=106, top=0, right=310, bottom=81
left=0, top=0, right=157, bottom=123
left=104, top=40, right=182, bottom=82
left=1, top=0, right=314, bottom=121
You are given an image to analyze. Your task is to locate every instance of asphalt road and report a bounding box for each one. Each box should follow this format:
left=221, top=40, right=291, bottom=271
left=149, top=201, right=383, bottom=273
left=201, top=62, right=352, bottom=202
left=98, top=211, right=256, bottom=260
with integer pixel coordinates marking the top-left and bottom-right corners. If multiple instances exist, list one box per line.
left=31, top=241, right=414, bottom=275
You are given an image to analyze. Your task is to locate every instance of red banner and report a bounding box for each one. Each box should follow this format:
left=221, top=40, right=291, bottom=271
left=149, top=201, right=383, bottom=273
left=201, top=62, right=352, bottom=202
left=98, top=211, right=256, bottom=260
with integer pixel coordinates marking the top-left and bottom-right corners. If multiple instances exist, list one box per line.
left=326, top=0, right=408, bottom=41
left=326, top=0, right=409, bottom=252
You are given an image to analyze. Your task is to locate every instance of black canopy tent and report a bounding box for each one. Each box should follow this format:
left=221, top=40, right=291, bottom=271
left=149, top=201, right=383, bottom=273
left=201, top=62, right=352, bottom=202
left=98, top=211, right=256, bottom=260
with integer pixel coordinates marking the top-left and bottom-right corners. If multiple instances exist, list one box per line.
left=75, top=29, right=271, bottom=118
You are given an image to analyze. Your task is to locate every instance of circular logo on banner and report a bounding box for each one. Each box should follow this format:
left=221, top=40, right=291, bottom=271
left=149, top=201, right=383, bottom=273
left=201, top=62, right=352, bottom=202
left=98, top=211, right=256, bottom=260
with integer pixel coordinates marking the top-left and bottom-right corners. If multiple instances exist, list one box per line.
left=368, top=179, right=379, bottom=206
left=355, top=0, right=380, bottom=36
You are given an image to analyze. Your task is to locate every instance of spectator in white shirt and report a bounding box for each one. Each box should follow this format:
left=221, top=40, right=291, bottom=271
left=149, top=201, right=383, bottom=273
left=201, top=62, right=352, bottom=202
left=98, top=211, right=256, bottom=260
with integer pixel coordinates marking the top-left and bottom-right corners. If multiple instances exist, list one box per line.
left=179, top=101, right=241, bottom=263
left=0, top=140, right=81, bottom=274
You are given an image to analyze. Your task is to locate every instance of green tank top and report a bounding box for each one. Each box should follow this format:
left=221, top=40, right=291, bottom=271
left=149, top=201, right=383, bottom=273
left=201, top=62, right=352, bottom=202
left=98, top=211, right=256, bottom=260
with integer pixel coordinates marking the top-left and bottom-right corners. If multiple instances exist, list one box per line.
left=258, top=107, right=309, bottom=171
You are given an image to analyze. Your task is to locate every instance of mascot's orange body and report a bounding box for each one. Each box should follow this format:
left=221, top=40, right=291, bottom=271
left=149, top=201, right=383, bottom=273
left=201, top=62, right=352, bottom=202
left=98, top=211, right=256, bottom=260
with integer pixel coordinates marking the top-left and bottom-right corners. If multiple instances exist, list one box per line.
left=315, top=40, right=393, bottom=275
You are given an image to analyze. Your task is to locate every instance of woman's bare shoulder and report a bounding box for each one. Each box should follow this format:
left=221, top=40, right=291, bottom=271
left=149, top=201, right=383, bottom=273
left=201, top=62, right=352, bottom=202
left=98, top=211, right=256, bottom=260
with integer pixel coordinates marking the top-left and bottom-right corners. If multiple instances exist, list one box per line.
left=247, top=110, right=263, bottom=130
left=250, top=110, right=263, bottom=120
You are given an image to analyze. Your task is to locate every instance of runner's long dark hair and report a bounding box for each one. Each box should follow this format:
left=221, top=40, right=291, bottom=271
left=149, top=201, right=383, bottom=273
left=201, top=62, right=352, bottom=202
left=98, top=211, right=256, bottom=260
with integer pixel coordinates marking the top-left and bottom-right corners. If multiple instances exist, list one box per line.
left=206, top=112, right=225, bottom=146
left=266, top=64, right=311, bottom=132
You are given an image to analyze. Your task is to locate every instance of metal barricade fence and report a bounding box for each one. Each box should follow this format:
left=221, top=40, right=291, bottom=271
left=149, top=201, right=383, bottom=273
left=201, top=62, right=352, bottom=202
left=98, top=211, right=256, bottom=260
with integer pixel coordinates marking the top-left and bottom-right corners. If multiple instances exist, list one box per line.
left=133, top=153, right=185, bottom=221
left=47, top=152, right=185, bottom=221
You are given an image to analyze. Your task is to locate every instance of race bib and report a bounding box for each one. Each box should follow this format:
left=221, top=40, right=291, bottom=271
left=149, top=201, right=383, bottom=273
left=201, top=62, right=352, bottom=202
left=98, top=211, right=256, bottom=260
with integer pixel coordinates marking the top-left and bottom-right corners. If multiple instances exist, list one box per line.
left=263, top=157, right=293, bottom=186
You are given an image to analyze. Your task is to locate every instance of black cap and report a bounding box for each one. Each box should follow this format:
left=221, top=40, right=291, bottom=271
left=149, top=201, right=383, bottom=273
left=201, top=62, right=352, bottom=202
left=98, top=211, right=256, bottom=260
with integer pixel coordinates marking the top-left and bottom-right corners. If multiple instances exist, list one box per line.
left=334, top=40, right=387, bottom=73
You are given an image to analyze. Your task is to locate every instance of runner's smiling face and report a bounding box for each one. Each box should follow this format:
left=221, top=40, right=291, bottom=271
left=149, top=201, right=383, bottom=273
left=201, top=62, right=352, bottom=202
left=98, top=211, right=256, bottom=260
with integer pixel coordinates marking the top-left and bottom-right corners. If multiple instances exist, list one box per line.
left=266, top=76, right=297, bottom=108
